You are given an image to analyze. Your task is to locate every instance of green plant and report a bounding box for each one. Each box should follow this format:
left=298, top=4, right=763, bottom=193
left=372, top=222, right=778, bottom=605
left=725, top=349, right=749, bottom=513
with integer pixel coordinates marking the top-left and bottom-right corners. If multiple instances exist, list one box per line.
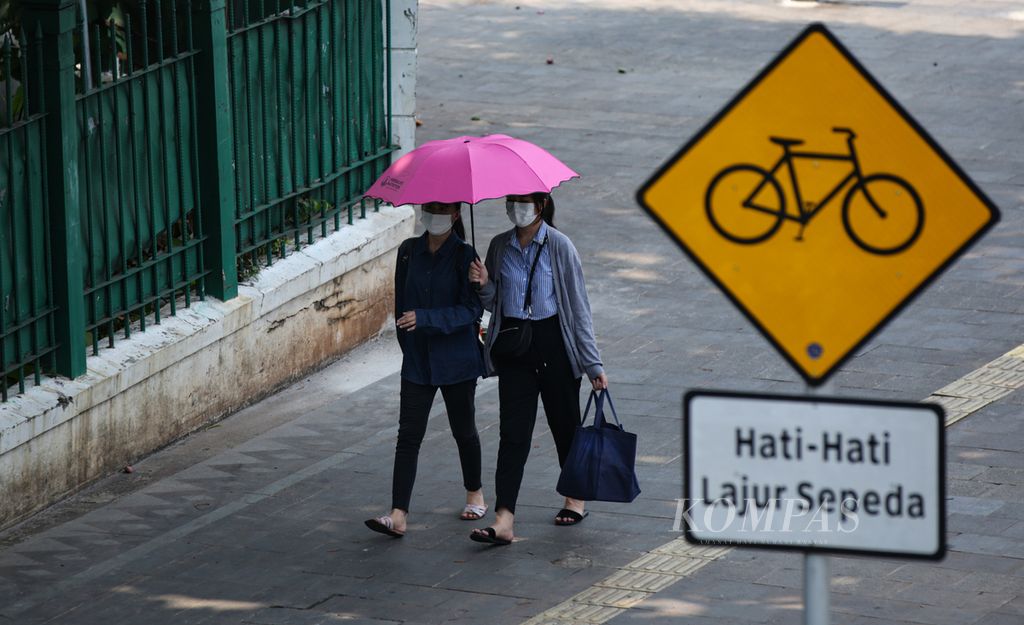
left=293, top=195, right=333, bottom=225
left=236, top=238, right=286, bottom=282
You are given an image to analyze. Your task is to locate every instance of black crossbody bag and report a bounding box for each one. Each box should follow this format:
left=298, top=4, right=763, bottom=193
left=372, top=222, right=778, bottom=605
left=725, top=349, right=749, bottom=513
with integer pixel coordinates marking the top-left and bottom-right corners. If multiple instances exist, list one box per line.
left=491, top=235, right=548, bottom=359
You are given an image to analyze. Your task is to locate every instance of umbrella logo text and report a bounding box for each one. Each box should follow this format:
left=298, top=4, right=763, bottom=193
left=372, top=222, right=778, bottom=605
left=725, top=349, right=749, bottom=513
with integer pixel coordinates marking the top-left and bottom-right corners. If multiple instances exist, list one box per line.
left=381, top=176, right=404, bottom=191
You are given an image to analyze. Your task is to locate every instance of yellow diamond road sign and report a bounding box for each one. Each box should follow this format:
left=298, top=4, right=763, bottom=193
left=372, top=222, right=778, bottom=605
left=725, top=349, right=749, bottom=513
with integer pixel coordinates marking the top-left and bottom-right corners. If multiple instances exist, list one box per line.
left=637, top=24, right=999, bottom=386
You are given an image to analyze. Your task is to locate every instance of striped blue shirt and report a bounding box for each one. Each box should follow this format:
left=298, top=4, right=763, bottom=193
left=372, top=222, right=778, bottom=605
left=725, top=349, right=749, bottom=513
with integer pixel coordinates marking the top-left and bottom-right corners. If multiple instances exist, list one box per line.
left=500, top=221, right=557, bottom=320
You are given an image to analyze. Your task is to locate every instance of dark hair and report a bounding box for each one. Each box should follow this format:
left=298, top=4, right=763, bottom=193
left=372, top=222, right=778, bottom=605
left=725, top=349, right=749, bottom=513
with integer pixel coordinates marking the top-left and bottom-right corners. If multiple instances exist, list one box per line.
left=530, top=192, right=556, bottom=228
left=453, top=210, right=466, bottom=241
left=423, top=201, right=466, bottom=240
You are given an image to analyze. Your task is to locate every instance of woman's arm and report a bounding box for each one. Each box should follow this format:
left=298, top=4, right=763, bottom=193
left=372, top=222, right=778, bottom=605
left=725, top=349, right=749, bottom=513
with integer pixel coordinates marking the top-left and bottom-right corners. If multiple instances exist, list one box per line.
left=475, top=236, right=500, bottom=312
left=415, top=244, right=484, bottom=335
left=394, top=239, right=413, bottom=346
left=560, top=238, right=605, bottom=380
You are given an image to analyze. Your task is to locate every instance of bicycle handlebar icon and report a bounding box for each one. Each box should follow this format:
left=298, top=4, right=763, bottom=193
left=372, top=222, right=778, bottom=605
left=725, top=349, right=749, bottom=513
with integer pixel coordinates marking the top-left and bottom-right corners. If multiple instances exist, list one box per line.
left=704, top=128, right=924, bottom=255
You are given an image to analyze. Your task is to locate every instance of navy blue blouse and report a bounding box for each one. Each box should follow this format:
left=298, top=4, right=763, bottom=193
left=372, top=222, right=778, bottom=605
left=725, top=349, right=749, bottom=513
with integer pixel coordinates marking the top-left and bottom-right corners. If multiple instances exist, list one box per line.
left=395, top=232, right=485, bottom=386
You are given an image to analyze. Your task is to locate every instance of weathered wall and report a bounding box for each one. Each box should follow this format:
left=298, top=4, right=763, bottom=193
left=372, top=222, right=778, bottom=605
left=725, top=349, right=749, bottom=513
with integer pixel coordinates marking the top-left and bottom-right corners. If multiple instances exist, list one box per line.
left=389, top=0, right=418, bottom=159
left=0, top=206, right=415, bottom=530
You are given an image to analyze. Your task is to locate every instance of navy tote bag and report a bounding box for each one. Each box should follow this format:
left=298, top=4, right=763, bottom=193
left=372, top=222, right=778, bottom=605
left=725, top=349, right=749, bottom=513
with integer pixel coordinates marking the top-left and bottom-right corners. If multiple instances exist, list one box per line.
left=557, top=389, right=641, bottom=503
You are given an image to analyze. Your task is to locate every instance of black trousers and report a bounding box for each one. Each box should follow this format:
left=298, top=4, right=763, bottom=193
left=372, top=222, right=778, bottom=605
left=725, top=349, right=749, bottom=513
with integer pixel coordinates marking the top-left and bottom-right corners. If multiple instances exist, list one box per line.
left=494, top=315, right=582, bottom=515
left=392, top=378, right=482, bottom=512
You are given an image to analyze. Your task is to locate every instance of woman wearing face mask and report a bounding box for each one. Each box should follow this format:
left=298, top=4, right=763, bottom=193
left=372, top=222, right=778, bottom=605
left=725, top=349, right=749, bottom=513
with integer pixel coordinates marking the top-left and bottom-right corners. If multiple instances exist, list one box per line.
left=467, top=192, right=607, bottom=545
left=365, top=202, right=487, bottom=538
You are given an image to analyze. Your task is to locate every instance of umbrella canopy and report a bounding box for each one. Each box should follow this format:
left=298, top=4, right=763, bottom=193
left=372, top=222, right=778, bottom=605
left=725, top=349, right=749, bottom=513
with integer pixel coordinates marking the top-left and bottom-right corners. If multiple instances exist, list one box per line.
left=364, top=134, right=579, bottom=206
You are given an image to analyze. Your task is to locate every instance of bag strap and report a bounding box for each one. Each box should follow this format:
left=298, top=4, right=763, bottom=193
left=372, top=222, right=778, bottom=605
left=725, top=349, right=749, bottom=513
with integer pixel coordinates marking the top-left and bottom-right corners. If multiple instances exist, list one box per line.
left=454, top=239, right=468, bottom=283
left=595, top=388, right=622, bottom=428
left=582, top=390, right=598, bottom=426
left=396, top=237, right=416, bottom=309
left=523, top=235, right=548, bottom=317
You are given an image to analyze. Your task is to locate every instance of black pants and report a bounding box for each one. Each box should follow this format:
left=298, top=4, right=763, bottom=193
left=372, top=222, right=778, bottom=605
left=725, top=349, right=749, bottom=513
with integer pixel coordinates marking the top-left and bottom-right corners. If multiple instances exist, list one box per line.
left=494, top=315, right=582, bottom=515
left=392, top=378, right=482, bottom=512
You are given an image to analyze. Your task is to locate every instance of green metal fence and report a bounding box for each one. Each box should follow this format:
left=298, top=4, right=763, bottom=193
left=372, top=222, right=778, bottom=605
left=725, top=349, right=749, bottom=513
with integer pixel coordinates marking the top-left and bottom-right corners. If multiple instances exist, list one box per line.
left=0, top=29, right=57, bottom=401
left=76, top=1, right=207, bottom=354
left=0, top=0, right=393, bottom=400
left=227, top=0, right=392, bottom=276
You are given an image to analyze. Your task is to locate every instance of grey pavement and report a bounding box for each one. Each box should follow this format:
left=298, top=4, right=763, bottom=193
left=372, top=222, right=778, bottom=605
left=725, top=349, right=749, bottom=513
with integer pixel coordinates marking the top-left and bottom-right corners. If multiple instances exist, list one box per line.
left=2, top=0, right=1024, bottom=623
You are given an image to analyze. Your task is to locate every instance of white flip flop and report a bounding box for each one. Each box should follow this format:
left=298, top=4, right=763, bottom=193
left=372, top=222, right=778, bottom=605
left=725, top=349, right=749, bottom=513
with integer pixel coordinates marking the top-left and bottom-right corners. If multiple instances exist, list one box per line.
left=460, top=503, right=488, bottom=521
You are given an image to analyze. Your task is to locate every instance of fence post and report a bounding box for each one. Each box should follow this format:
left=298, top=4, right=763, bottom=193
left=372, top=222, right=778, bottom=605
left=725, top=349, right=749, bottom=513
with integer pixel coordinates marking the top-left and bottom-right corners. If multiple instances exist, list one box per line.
left=21, top=0, right=86, bottom=378
left=191, top=0, right=238, bottom=301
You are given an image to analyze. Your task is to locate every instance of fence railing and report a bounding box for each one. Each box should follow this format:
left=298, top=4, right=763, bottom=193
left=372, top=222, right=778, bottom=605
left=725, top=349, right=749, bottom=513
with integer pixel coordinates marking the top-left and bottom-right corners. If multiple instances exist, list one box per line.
left=227, top=0, right=391, bottom=276
left=0, top=28, right=57, bottom=401
left=0, top=0, right=393, bottom=400
left=76, top=1, right=208, bottom=354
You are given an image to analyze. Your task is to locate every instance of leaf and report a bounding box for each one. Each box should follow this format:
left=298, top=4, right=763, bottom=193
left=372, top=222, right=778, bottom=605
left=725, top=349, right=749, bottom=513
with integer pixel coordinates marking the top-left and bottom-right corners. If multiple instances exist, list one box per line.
left=11, top=82, right=23, bottom=119
left=109, top=6, right=126, bottom=57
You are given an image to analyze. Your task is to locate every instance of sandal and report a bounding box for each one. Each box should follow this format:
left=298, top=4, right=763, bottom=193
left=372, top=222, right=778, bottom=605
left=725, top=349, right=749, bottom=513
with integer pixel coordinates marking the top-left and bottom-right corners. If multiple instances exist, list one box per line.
left=364, top=515, right=405, bottom=538
left=460, top=503, right=488, bottom=521
left=469, top=527, right=512, bottom=546
left=554, top=508, right=589, bottom=526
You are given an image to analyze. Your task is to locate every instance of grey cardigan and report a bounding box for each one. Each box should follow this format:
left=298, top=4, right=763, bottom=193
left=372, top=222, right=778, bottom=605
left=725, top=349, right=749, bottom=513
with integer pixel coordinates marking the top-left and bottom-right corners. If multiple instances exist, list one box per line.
left=479, top=227, right=604, bottom=380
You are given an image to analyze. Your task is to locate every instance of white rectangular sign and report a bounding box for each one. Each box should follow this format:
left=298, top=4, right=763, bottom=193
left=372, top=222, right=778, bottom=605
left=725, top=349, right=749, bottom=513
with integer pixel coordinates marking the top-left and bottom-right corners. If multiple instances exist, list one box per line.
left=684, top=390, right=945, bottom=559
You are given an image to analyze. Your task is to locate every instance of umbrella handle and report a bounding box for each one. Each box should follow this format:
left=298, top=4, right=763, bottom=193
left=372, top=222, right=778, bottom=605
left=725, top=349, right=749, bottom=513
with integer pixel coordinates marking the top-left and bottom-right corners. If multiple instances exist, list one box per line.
left=470, top=203, right=476, bottom=250
left=469, top=204, right=482, bottom=291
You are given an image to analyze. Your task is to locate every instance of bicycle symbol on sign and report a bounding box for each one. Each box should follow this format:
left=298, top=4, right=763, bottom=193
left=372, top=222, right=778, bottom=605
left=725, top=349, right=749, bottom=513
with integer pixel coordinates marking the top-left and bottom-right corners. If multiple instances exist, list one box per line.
left=704, top=128, right=924, bottom=255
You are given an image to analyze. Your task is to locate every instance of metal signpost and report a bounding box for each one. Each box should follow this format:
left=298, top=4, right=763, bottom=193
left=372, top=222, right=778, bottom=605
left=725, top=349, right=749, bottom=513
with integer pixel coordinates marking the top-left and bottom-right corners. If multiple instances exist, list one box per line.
left=636, top=22, right=1001, bottom=625
left=804, top=380, right=834, bottom=625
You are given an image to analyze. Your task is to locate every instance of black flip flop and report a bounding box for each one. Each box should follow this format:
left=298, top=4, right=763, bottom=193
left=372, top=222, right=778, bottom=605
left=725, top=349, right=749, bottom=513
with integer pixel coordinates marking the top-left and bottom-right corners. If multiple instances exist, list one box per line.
left=554, top=508, right=589, bottom=526
left=364, top=516, right=405, bottom=538
left=469, top=527, right=512, bottom=546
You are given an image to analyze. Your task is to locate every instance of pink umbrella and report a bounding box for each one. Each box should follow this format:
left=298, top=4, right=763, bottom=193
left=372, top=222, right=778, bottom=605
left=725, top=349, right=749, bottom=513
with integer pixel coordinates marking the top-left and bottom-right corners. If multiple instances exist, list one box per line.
left=365, top=134, right=579, bottom=206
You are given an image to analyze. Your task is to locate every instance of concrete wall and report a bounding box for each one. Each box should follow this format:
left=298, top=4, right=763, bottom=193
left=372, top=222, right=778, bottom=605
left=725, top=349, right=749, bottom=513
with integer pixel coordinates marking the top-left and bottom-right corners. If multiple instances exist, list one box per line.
left=0, top=207, right=415, bottom=530
left=389, top=0, right=418, bottom=159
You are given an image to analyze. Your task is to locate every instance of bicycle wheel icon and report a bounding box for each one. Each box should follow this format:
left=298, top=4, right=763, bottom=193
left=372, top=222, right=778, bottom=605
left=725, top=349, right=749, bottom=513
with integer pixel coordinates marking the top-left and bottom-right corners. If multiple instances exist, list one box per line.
left=842, top=174, right=924, bottom=255
left=705, top=164, right=785, bottom=245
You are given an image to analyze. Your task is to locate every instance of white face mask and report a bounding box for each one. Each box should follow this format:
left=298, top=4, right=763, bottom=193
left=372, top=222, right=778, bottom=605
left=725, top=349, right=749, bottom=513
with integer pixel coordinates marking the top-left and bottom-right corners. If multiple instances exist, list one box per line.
left=421, top=211, right=454, bottom=236
left=506, top=201, right=539, bottom=228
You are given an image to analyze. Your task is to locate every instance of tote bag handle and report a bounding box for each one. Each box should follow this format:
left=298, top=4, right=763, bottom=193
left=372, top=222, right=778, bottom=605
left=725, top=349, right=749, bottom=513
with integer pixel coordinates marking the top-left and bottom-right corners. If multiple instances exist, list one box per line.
left=582, top=388, right=622, bottom=428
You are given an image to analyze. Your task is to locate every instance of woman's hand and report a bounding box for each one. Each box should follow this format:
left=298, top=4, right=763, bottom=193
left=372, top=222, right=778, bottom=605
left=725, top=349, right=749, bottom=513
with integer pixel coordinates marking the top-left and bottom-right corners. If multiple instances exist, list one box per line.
left=397, top=311, right=417, bottom=332
left=469, top=258, right=488, bottom=287
left=591, top=373, right=608, bottom=391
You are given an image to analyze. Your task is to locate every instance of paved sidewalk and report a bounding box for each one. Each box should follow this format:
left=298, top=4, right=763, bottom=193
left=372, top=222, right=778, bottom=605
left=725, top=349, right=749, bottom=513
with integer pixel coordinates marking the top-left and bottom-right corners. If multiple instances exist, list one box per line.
left=2, top=1, right=1023, bottom=623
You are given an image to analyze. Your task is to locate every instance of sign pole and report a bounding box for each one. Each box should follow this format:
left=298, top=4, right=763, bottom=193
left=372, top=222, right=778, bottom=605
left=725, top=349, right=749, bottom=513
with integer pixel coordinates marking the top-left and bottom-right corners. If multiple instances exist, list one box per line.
left=803, top=552, right=830, bottom=625
left=804, top=378, right=834, bottom=625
